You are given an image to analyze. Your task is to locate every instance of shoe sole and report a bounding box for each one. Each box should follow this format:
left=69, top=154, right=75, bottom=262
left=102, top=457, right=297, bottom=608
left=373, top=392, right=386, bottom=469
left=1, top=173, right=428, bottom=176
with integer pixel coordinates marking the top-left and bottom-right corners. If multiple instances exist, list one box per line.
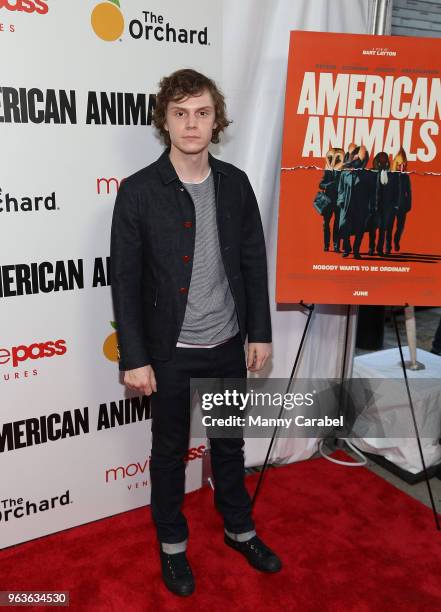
left=224, top=537, right=282, bottom=573
left=162, top=578, right=195, bottom=597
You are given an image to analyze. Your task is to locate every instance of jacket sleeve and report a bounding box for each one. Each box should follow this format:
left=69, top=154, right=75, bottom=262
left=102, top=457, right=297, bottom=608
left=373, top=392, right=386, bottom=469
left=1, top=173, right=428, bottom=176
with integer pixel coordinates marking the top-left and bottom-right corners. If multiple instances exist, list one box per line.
left=110, top=182, right=151, bottom=371
left=337, top=172, right=345, bottom=208
left=319, top=170, right=329, bottom=191
left=239, top=171, right=272, bottom=343
left=319, top=170, right=334, bottom=196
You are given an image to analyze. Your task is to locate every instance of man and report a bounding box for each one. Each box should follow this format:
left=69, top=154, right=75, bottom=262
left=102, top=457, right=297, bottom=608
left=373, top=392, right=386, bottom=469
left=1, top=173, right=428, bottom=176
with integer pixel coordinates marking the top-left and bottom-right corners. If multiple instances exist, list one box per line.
left=110, top=68, right=281, bottom=597
left=391, top=147, right=412, bottom=252
left=372, top=151, right=397, bottom=257
left=318, top=147, right=344, bottom=252
left=337, top=144, right=373, bottom=259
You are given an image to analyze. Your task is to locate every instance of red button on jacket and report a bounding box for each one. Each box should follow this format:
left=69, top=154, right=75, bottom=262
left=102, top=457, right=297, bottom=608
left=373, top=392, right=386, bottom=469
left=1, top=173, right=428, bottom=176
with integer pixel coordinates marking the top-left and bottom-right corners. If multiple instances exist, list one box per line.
left=182, top=255, right=190, bottom=263
left=183, top=221, right=192, bottom=228
left=179, top=287, right=188, bottom=293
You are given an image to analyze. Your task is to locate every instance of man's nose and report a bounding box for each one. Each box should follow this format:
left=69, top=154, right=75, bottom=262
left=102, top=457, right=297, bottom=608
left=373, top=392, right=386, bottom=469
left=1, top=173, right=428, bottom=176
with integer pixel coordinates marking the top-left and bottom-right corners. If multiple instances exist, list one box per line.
left=185, top=114, right=197, bottom=129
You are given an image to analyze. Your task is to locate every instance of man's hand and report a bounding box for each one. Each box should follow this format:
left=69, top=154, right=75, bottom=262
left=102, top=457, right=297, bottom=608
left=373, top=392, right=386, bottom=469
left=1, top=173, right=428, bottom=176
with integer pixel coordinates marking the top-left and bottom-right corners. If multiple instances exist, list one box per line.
left=247, top=342, right=272, bottom=372
left=124, top=365, right=157, bottom=396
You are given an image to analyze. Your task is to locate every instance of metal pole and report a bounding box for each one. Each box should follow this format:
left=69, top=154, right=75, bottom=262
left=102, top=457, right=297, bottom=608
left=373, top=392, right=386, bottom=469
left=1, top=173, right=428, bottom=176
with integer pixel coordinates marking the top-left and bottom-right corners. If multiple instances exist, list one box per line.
left=371, top=1, right=424, bottom=370
left=371, top=0, right=392, bottom=35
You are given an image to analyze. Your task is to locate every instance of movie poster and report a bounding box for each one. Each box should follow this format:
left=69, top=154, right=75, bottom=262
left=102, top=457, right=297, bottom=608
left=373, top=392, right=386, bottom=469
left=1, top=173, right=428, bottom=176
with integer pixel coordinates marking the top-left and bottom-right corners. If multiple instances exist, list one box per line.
left=276, top=31, right=441, bottom=305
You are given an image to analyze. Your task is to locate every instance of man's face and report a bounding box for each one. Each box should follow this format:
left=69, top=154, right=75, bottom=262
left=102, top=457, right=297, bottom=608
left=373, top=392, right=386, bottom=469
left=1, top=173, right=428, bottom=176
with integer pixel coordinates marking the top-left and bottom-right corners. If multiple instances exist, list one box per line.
left=164, top=89, right=218, bottom=155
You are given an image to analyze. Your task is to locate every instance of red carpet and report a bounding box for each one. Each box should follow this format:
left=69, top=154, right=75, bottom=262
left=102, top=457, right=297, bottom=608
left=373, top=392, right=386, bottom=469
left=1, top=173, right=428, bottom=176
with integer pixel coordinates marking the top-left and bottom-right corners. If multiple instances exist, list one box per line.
left=1, top=450, right=441, bottom=611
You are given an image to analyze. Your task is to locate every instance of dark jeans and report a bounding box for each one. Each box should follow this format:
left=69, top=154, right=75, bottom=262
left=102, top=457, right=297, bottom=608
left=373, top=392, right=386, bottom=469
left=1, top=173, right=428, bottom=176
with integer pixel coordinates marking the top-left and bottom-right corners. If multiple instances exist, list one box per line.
left=149, top=332, right=254, bottom=544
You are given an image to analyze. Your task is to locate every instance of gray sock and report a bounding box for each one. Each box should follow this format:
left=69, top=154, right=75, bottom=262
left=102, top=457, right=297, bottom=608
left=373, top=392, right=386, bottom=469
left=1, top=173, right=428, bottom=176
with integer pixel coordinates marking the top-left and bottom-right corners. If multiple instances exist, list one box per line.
left=225, top=528, right=256, bottom=542
left=161, top=539, right=188, bottom=554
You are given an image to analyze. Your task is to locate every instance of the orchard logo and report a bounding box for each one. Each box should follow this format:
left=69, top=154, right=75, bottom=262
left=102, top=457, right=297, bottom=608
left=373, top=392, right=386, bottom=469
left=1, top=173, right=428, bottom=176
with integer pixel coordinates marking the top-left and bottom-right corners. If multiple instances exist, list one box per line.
left=0, top=491, right=71, bottom=523
left=91, top=0, right=124, bottom=42
left=0, top=0, right=48, bottom=14
left=103, top=322, right=119, bottom=362
left=0, top=338, right=67, bottom=368
left=91, top=3, right=209, bottom=45
left=0, top=187, right=58, bottom=214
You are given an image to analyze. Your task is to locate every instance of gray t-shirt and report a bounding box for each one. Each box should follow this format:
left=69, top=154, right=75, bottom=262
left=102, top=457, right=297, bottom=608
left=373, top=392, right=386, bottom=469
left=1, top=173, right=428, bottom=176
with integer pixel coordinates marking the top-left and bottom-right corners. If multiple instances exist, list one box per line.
left=177, top=168, right=239, bottom=345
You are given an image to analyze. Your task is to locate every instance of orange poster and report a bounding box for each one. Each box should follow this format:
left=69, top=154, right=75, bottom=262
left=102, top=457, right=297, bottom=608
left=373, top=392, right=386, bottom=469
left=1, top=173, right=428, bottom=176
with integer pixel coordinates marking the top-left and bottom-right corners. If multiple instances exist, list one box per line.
left=276, top=31, right=441, bottom=306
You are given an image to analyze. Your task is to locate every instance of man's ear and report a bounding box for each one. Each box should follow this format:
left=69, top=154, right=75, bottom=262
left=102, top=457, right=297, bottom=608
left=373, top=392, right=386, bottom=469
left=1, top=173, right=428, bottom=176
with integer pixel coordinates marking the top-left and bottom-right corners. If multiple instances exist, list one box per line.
left=164, top=122, right=169, bottom=132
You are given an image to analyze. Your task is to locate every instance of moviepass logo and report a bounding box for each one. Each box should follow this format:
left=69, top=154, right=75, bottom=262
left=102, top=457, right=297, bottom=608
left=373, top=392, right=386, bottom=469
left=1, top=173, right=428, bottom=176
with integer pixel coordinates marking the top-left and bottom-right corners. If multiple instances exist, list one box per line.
left=0, top=339, right=67, bottom=368
left=105, top=446, right=206, bottom=483
left=0, top=0, right=48, bottom=14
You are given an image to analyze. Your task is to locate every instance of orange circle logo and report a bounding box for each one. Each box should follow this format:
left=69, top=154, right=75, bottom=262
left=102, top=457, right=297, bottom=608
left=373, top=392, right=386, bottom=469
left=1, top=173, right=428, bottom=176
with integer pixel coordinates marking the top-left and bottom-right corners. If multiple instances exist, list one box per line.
left=103, top=322, right=120, bottom=362
left=91, top=0, right=124, bottom=42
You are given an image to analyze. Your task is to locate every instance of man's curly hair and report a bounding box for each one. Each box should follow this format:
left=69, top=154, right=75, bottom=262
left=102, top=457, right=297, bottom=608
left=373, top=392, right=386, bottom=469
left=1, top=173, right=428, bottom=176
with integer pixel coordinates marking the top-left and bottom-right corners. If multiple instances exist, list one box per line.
left=153, top=68, right=232, bottom=146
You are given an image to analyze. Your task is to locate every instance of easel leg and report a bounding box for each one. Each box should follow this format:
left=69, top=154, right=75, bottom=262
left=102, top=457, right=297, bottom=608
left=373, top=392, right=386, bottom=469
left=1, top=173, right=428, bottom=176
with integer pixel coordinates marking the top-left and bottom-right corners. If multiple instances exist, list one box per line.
left=392, top=308, right=441, bottom=531
left=320, top=305, right=366, bottom=465
left=251, top=302, right=315, bottom=507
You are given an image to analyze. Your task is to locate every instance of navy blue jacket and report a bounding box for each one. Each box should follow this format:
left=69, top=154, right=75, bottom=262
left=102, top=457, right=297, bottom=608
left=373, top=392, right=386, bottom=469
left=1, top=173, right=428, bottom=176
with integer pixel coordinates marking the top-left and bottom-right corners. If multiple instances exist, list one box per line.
left=110, top=148, right=272, bottom=371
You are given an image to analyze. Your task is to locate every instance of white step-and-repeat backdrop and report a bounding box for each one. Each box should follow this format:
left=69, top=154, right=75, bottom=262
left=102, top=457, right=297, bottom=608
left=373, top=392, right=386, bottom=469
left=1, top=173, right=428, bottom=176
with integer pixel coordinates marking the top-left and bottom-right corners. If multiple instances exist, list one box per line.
left=1, top=0, right=219, bottom=549
left=1, top=0, right=370, bottom=549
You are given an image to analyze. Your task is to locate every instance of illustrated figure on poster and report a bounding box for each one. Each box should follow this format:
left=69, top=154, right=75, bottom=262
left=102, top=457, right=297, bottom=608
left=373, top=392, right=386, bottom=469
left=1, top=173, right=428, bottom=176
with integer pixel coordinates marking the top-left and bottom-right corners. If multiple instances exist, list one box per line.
left=317, top=148, right=344, bottom=252
left=391, top=147, right=412, bottom=252
left=337, top=144, right=373, bottom=259
left=372, top=151, right=397, bottom=257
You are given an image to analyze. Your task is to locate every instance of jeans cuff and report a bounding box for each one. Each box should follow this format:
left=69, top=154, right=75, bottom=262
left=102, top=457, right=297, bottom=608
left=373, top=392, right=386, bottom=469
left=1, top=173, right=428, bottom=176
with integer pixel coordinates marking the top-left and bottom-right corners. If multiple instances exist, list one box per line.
left=161, top=539, right=188, bottom=554
left=224, top=528, right=256, bottom=542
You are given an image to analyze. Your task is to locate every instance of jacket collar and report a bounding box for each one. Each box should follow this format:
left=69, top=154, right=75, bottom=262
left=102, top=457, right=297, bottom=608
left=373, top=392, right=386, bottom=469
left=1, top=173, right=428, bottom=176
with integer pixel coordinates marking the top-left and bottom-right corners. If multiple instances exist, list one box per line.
left=157, top=146, right=228, bottom=185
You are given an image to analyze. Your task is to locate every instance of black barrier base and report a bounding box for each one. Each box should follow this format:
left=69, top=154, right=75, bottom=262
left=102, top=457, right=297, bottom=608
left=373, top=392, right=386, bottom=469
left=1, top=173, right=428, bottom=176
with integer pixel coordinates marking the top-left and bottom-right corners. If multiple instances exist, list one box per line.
left=363, top=451, right=441, bottom=485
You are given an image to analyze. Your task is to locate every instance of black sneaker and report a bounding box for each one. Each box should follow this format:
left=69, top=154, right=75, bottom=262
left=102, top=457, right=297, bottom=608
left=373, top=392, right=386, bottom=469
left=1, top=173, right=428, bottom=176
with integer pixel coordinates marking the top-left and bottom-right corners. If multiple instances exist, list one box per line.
left=159, top=549, right=195, bottom=596
left=224, top=534, right=282, bottom=573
